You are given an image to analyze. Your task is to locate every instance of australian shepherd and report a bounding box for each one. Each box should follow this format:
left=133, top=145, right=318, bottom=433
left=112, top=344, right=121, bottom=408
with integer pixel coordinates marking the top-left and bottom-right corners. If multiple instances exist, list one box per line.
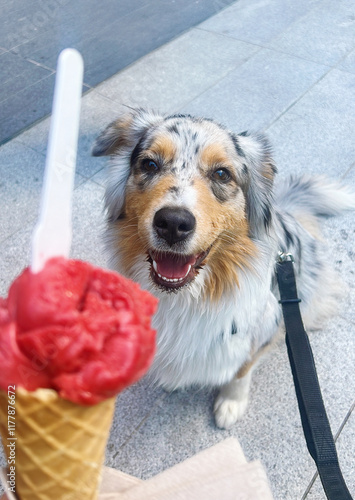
left=93, top=109, right=354, bottom=429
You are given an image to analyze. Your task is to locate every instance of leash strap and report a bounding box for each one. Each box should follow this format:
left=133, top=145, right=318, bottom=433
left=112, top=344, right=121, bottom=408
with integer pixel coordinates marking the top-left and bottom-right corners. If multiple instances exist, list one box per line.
left=276, top=256, right=353, bottom=500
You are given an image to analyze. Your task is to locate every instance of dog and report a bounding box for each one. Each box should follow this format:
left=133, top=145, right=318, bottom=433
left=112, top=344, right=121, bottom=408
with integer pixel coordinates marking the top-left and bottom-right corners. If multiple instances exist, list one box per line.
left=92, top=109, right=354, bottom=429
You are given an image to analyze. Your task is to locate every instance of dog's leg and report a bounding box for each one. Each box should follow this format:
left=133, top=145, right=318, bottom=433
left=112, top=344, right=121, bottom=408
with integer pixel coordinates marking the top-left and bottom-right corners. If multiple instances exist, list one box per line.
left=213, top=369, right=253, bottom=429
left=213, top=339, right=274, bottom=429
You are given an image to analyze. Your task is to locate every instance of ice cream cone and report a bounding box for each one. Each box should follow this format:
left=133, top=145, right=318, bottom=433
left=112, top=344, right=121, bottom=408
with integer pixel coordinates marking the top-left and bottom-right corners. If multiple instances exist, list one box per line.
left=0, top=387, right=116, bottom=500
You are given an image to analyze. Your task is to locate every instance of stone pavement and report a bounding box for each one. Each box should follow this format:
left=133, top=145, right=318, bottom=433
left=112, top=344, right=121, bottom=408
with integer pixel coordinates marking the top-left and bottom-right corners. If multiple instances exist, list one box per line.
left=0, top=0, right=354, bottom=498
left=0, top=0, right=236, bottom=144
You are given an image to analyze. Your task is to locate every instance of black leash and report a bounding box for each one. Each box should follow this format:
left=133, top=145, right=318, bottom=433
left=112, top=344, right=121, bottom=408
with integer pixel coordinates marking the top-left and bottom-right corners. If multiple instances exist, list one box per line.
left=276, top=253, right=353, bottom=500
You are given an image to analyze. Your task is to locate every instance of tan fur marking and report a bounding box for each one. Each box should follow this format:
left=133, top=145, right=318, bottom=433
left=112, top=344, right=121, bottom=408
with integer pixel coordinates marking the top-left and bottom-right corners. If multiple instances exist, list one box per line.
left=192, top=177, right=257, bottom=303
left=236, top=342, right=274, bottom=379
left=149, top=135, right=177, bottom=163
left=111, top=216, right=143, bottom=275
left=297, top=214, right=322, bottom=240
left=200, top=143, right=231, bottom=168
left=128, top=175, right=176, bottom=215
left=262, top=163, right=275, bottom=181
left=109, top=115, right=134, bottom=153
left=118, top=176, right=176, bottom=273
left=205, top=223, right=256, bottom=303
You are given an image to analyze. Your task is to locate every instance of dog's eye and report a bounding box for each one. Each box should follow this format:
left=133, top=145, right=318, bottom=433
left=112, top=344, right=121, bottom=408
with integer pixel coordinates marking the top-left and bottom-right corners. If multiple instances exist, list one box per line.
left=212, top=168, right=231, bottom=183
left=142, top=159, right=159, bottom=173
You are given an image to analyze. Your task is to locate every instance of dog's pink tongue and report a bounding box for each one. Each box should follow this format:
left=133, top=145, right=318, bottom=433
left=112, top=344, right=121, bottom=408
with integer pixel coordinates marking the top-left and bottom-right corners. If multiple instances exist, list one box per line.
left=155, top=254, right=196, bottom=279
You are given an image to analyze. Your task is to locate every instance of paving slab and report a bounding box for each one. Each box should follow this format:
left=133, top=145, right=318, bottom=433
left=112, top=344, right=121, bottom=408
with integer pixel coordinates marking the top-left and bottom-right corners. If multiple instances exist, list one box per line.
left=308, top=408, right=355, bottom=499
left=0, top=51, right=53, bottom=104
left=1, top=0, right=43, bottom=19
left=0, top=138, right=89, bottom=245
left=321, top=208, right=355, bottom=332
left=199, top=0, right=322, bottom=45
left=1, top=0, right=237, bottom=144
left=0, top=226, right=34, bottom=297
left=338, top=47, right=355, bottom=74
left=89, top=166, right=107, bottom=188
left=77, top=0, right=238, bottom=88
left=106, top=382, right=167, bottom=463
left=69, top=179, right=107, bottom=265
left=266, top=68, right=355, bottom=177
left=0, top=139, right=45, bottom=244
left=16, top=90, right=124, bottom=178
left=1, top=0, right=50, bottom=50
left=0, top=73, right=56, bottom=146
left=180, top=47, right=328, bottom=132
left=267, top=0, right=355, bottom=67
left=0, top=178, right=99, bottom=295
left=4, top=0, right=148, bottom=55
left=95, top=28, right=260, bottom=113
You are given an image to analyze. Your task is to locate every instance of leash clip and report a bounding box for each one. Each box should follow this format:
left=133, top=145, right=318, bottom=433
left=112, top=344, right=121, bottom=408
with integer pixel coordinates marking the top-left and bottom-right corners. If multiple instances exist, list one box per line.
left=277, top=251, right=295, bottom=263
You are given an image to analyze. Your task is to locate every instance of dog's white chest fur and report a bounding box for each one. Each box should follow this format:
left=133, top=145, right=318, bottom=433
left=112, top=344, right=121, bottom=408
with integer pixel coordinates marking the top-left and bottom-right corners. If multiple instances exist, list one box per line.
left=148, top=254, right=280, bottom=390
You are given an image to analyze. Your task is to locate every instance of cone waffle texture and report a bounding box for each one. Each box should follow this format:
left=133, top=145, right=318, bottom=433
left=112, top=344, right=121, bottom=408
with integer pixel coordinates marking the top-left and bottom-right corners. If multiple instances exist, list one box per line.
left=0, top=387, right=116, bottom=500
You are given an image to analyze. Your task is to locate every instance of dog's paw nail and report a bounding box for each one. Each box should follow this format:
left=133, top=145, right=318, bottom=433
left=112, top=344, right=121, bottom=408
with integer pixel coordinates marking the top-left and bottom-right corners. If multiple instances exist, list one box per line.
left=214, top=397, right=248, bottom=429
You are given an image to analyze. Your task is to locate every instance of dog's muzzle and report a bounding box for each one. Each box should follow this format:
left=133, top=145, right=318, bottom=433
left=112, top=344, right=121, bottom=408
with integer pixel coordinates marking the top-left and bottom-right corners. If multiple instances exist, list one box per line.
left=153, top=207, right=196, bottom=247
left=149, top=207, right=210, bottom=290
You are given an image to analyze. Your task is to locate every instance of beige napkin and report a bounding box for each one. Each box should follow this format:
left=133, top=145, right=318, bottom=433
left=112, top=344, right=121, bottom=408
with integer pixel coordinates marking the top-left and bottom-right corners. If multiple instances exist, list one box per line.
left=100, top=467, right=143, bottom=494
left=1, top=438, right=274, bottom=499
left=99, top=438, right=274, bottom=500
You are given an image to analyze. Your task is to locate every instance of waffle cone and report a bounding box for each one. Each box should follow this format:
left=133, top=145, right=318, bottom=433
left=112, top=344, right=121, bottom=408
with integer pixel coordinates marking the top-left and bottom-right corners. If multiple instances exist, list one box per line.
left=0, top=387, right=116, bottom=500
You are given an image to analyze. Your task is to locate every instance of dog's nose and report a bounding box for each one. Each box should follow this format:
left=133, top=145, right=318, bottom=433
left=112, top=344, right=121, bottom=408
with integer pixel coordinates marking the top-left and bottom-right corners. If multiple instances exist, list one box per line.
left=153, top=207, right=196, bottom=246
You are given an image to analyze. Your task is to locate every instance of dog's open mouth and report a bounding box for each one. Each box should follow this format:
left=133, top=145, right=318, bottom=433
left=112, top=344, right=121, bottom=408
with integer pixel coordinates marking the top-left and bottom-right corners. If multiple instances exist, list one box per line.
left=148, top=248, right=210, bottom=290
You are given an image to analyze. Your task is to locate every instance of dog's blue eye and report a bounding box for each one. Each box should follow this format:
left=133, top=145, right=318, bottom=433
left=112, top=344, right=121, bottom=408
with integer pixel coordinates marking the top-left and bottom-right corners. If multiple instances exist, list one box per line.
left=212, top=168, right=231, bottom=182
left=142, top=159, right=159, bottom=173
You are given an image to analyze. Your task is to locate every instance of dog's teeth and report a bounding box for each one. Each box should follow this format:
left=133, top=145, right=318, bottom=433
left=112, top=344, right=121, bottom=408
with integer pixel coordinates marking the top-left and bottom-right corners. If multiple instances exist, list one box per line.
left=159, top=276, right=179, bottom=283
left=152, top=260, right=192, bottom=284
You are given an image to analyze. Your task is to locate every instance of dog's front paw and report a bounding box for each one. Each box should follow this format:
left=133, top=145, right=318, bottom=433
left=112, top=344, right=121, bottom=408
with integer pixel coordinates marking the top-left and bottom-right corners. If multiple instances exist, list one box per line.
left=213, top=395, right=248, bottom=429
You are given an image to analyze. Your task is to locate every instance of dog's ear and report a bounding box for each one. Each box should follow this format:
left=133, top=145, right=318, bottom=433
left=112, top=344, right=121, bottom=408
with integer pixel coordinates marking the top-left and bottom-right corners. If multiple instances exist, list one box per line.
left=92, top=108, right=164, bottom=157
left=93, top=109, right=164, bottom=222
left=236, top=132, right=277, bottom=237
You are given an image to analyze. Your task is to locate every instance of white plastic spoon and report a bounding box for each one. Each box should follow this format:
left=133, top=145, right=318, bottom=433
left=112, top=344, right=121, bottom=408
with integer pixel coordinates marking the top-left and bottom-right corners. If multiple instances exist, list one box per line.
left=31, top=48, right=84, bottom=273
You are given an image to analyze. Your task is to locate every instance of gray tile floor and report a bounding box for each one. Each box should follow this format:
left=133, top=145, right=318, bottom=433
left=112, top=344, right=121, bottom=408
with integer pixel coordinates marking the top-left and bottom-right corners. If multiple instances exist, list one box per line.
left=1, top=0, right=354, bottom=498
left=0, top=0, right=237, bottom=145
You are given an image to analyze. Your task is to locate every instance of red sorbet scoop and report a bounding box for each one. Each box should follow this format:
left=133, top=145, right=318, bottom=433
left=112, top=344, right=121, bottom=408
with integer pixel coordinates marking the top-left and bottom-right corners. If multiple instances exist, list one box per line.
left=0, top=257, right=158, bottom=405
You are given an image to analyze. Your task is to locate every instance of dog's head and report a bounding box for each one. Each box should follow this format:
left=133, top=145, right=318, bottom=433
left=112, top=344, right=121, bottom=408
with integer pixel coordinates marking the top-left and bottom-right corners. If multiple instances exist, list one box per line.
left=93, top=109, right=276, bottom=301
